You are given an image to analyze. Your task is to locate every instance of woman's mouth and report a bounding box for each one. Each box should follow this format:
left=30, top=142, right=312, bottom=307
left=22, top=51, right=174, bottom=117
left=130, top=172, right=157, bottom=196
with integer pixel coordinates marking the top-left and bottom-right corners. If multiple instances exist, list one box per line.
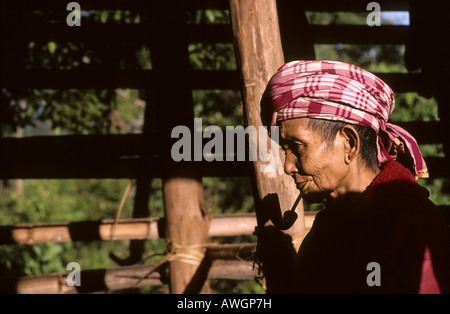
left=296, top=181, right=308, bottom=191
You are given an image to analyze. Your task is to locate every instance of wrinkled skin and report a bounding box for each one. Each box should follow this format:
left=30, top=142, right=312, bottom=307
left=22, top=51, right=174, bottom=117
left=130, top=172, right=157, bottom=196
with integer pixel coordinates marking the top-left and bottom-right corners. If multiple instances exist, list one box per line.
left=279, top=118, right=380, bottom=206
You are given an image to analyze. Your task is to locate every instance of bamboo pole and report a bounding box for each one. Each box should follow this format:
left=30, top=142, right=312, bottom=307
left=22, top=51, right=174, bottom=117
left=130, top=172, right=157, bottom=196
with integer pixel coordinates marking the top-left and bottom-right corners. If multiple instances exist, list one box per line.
left=13, top=252, right=256, bottom=294
left=147, top=2, right=211, bottom=294
left=162, top=177, right=210, bottom=294
left=0, top=212, right=317, bottom=245
left=205, top=243, right=255, bottom=261
left=228, top=0, right=307, bottom=293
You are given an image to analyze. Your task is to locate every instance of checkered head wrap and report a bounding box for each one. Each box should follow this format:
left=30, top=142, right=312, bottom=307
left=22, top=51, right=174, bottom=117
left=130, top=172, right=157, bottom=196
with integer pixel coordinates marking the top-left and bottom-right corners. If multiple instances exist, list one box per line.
left=268, top=60, right=428, bottom=178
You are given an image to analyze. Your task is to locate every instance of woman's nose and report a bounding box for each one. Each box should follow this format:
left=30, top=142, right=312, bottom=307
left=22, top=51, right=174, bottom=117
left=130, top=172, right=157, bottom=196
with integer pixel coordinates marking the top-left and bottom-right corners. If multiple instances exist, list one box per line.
left=284, top=150, right=298, bottom=176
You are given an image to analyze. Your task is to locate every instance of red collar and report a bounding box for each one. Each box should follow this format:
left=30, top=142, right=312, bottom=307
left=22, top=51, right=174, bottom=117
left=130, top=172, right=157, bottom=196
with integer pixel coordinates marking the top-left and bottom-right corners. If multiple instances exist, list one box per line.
left=323, top=161, right=426, bottom=214
left=361, top=160, right=429, bottom=212
left=369, top=160, right=417, bottom=188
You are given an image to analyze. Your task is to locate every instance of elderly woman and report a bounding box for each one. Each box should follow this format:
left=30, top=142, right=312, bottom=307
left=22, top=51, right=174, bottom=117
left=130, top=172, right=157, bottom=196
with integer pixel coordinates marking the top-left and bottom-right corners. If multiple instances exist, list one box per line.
left=264, top=60, right=450, bottom=293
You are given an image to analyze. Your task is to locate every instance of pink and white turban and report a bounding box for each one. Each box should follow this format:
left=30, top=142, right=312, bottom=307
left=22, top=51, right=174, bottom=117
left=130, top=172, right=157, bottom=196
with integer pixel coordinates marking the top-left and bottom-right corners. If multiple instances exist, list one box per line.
left=268, top=60, right=428, bottom=178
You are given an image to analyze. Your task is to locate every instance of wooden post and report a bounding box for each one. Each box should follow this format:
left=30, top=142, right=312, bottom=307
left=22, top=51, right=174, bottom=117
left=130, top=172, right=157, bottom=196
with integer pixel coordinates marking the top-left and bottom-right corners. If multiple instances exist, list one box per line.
left=149, top=2, right=210, bottom=294
left=162, top=175, right=210, bottom=294
left=229, top=0, right=307, bottom=292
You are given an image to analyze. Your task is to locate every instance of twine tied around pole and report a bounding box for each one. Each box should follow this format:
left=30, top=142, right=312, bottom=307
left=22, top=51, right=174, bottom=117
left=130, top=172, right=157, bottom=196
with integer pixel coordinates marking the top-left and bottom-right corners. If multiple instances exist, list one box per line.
left=132, top=242, right=206, bottom=287
left=165, top=242, right=206, bottom=266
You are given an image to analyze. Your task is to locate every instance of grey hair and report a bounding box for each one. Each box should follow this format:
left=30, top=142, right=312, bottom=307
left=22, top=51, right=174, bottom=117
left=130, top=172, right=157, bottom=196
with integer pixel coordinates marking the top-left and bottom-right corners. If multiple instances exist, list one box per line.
left=301, top=118, right=379, bottom=171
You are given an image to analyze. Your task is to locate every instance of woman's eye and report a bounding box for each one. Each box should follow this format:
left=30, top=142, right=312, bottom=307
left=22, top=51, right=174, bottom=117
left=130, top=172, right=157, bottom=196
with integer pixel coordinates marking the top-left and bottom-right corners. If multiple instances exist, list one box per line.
left=292, top=143, right=304, bottom=151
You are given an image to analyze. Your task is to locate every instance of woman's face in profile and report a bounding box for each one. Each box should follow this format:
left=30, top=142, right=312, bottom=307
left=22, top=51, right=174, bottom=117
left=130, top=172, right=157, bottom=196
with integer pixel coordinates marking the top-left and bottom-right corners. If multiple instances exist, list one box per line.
left=279, top=118, right=352, bottom=204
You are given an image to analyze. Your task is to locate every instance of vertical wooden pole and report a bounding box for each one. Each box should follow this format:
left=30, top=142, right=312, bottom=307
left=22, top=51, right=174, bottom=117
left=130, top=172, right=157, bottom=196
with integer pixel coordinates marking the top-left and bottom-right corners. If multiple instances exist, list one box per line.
left=229, top=0, right=306, bottom=292
left=126, top=90, right=157, bottom=264
left=163, top=175, right=210, bottom=293
left=149, top=2, right=210, bottom=294
left=109, top=92, right=154, bottom=266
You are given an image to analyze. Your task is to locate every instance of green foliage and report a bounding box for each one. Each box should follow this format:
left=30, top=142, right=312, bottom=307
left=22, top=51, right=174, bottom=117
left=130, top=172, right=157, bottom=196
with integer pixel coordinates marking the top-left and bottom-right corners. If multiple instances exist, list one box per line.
left=189, top=43, right=236, bottom=70
left=1, top=9, right=150, bottom=135
left=420, top=178, right=450, bottom=205
left=306, top=11, right=368, bottom=25
left=148, top=179, right=165, bottom=218
left=0, top=178, right=162, bottom=281
left=0, top=179, right=134, bottom=224
left=203, top=177, right=254, bottom=215
left=193, top=89, right=243, bottom=127
left=112, top=89, right=145, bottom=134
left=391, top=93, right=439, bottom=122
left=187, top=9, right=230, bottom=24
left=0, top=243, right=67, bottom=277
left=210, top=279, right=265, bottom=294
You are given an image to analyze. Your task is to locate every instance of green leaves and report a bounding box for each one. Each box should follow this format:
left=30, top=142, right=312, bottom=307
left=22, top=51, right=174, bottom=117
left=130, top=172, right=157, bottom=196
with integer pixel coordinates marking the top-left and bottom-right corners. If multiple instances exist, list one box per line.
left=28, top=89, right=115, bottom=134
left=47, top=41, right=57, bottom=55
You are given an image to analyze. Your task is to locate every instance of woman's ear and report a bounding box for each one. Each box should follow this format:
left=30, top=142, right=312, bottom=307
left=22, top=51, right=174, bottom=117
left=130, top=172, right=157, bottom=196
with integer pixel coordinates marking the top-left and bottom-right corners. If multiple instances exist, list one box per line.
left=340, top=125, right=360, bottom=164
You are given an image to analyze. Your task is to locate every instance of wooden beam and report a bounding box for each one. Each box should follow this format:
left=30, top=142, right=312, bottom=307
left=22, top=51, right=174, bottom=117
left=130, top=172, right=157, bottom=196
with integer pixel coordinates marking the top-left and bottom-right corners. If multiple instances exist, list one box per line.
left=1, top=23, right=409, bottom=48
left=2, top=208, right=449, bottom=247
left=12, top=259, right=255, bottom=294
left=7, top=24, right=407, bottom=45
left=206, top=260, right=256, bottom=281
left=1, top=0, right=409, bottom=12
left=311, top=25, right=408, bottom=45
left=426, top=157, right=450, bottom=178
left=1, top=155, right=446, bottom=180
left=0, top=70, right=429, bottom=93
left=0, top=211, right=325, bottom=245
left=376, top=73, right=432, bottom=94
left=303, top=0, right=409, bottom=12
left=0, top=131, right=446, bottom=179
left=1, top=23, right=234, bottom=44
left=205, top=243, right=255, bottom=261
left=208, top=214, right=257, bottom=237
left=0, top=70, right=153, bottom=89
left=394, top=121, right=445, bottom=144
left=0, top=0, right=231, bottom=11
left=0, top=157, right=252, bottom=179
left=0, top=70, right=241, bottom=90
left=229, top=0, right=307, bottom=293
left=0, top=134, right=142, bottom=159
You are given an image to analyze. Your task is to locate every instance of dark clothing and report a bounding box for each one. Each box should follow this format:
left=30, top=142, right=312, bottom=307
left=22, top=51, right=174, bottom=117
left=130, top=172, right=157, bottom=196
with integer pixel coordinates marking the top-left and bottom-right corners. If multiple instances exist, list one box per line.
left=294, top=161, right=450, bottom=293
